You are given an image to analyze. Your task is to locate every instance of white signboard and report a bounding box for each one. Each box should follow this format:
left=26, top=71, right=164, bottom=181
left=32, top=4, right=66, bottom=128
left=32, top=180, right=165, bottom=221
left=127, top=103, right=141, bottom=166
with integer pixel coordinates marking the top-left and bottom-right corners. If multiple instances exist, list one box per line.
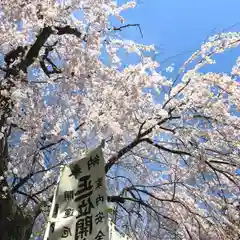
left=44, top=146, right=109, bottom=240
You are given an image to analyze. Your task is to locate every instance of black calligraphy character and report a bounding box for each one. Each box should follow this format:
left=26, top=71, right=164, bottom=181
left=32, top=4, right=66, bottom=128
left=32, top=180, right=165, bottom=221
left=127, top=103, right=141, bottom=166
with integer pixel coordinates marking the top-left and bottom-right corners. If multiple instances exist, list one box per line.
left=50, top=222, right=55, bottom=233
left=88, top=154, right=100, bottom=170
left=69, top=163, right=82, bottom=178
left=61, top=226, right=72, bottom=238
left=75, top=216, right=93, bottom=239
left=96, top=195, right=104, bottom=206
left=76, top=197, right=94, bottom=218
left=53, top=204, right=59, bottom=217
left=64, top=208, right=74, bottom=218
left=64, top=190, right=74, bottom=201
left=75, top=175, right=93, bottom=202
left=95, top=212, right=104, bottom=224
left=95, top=177, right=103, bottom=189
left=95, top=230, right=105, bottom=240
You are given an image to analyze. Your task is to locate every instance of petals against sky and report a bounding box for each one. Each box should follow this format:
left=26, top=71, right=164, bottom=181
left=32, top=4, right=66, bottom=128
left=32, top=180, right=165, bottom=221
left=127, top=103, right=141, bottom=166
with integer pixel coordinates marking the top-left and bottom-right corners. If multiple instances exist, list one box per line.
left=116, top=0, right=240, bottom=73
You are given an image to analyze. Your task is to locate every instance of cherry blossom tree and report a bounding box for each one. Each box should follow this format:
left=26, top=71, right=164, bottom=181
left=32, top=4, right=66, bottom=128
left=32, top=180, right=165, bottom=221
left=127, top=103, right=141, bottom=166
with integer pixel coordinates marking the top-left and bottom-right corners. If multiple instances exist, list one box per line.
left=0, top=1, right=240, bottom=239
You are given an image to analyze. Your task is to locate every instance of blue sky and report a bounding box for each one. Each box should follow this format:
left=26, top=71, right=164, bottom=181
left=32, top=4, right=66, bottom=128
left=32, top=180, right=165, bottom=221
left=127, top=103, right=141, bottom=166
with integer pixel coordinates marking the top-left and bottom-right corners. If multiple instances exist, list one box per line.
left=114, top=0, right=240, bottom=74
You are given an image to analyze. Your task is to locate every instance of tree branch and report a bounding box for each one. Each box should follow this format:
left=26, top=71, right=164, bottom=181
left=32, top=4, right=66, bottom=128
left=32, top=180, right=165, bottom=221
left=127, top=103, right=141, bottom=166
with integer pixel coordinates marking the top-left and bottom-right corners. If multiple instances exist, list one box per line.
left=105, top=116, right=180, bottom=173
left=5, top=25, right=85, bottom=76
left=142, top=138, right=191, bottom=156
left=15, top=190, right=39, bottom=204
left=108, top=195, right=125, bottom=204
left=32, top=180, right=57, bottom=198
left=112, top=24, right=143, bottom=38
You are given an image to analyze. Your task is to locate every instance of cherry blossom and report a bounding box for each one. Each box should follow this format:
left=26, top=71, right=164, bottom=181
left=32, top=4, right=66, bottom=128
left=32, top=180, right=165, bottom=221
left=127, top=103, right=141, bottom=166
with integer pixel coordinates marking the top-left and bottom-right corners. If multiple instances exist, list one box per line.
left=0, top=1, right=240, bottom=240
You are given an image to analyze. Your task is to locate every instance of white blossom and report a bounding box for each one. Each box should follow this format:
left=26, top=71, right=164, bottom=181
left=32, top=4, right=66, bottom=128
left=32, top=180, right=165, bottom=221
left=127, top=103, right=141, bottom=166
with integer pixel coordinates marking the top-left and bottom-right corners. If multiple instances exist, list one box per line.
left=2, top=186, right=8, bottom=192
left=7, top=162, right=12, bottom=170
left=12, top=168, right=18, bottom=175
left=166, top=65, right=174, bottom=73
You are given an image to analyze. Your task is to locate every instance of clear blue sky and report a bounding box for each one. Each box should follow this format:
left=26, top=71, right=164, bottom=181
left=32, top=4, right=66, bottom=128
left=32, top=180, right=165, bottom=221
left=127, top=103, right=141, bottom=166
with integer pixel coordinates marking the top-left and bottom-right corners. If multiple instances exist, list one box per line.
left=115, top=0, right=240, bottom=74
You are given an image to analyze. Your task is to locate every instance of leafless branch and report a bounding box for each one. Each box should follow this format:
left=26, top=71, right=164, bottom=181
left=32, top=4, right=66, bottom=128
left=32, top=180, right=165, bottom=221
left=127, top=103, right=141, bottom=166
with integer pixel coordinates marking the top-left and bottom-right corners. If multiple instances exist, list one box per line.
left=141, top=138, right=191, bottom=156
left=105, top=116, right=180, bottom=173
left=112, top=24, right=143, bottom=38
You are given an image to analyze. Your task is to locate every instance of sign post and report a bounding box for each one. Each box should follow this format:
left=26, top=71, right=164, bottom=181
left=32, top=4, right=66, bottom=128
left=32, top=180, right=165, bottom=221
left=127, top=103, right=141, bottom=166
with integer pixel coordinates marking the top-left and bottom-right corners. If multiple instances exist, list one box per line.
left=44, top=146, right=109, bottom=240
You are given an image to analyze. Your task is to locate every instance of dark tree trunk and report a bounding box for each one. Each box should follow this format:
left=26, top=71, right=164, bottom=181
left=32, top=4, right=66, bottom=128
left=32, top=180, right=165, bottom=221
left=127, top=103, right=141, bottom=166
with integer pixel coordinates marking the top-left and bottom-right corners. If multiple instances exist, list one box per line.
left=0, top=115, right=35, bottom=240
left=0, top=196, right=34, bottom=240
